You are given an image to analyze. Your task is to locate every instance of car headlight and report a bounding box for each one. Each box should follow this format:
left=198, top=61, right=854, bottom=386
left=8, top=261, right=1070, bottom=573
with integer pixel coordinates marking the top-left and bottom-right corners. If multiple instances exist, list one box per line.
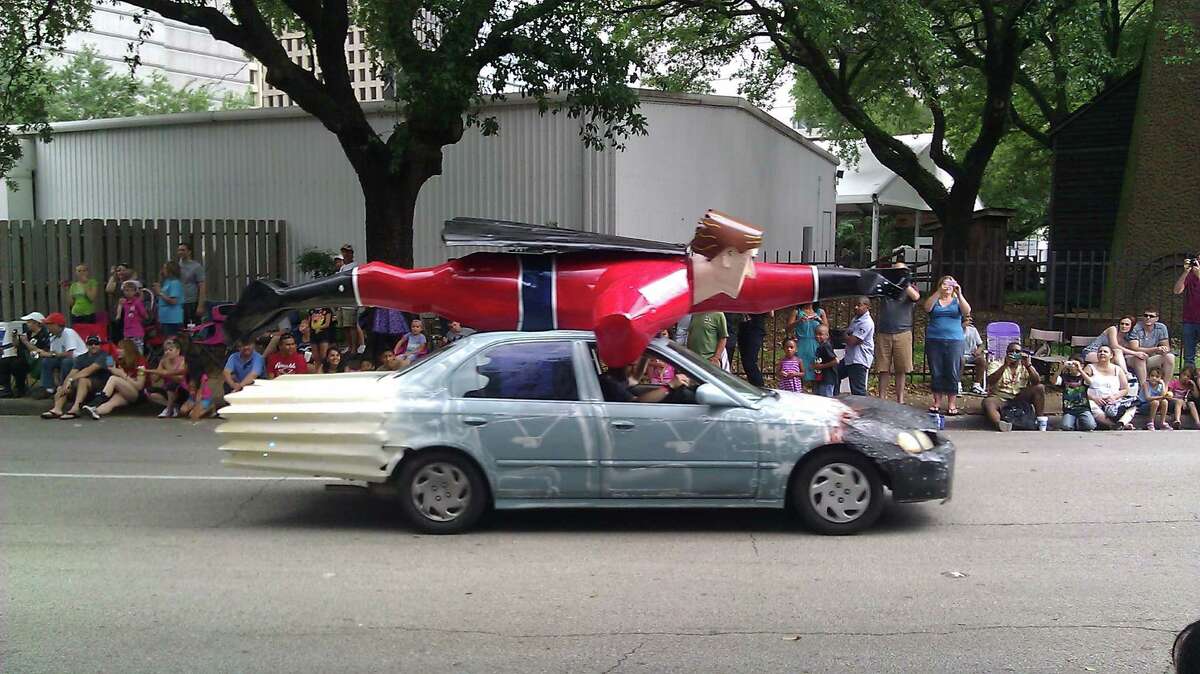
left=896, top=431, right=934, bottom=454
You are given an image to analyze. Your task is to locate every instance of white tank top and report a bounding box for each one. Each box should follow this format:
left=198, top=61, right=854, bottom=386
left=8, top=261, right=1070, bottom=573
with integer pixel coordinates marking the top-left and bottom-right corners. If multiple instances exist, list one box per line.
left=1088, top=369, right=1122, bottom=398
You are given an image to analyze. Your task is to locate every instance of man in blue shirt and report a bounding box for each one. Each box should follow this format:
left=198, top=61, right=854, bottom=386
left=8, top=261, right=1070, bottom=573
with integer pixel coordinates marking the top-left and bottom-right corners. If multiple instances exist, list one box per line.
left=223, top=338, right=265, bottom=397
left=1126, top=306, right=1174, bottom=395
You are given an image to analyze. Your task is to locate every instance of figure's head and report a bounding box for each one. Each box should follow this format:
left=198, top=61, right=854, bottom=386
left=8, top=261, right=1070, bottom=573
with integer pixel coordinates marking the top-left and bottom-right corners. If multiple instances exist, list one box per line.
left=938, top=276, right=958, bottom=296
left=340, top=243, right=355, bottom=263
left=815, top=325, right=830, bottom=343
left=1096, top=344, right=1112, bottom=363
left=279, top=334, right=296, bottom=356
left=74, top=263, right=89, bottom=281
left=325, top=349, right=342, bottom=369
left=1006, top=341, right=1024, bottom=363
left=21, top=312, right=45, bottom=333
left=85, top=335, right=103, bottom=356
left=115, top=263, right=132, bottom=281
left=1118, top=315, right=1134, bottom=333
left=236, top=337, right=255, bottom=359
left=161, top=261, right=180, bottom=280
left=410, top=319, right=423, bottom=334
left=163, top=339, right=181, bottom=359
left=379, top=350, right=398, bottom=370
left=962, top=315, right=975, bottom=329
left=44, top=312, right=66, bottom=335
left=333, top=255, right=344, bottom=272
left=854, top=296, right=871, bottom=317
left=689, top=210, right=763, bottom=300
left=1181, top=364, right=1198, bottom=382
left=121, top=280, right=138, bottom=297
left=784, top=338, right=797, bottom=357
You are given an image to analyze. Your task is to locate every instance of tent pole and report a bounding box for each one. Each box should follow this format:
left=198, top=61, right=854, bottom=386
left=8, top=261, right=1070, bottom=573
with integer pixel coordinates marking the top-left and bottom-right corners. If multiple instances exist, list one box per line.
left=913, top=209, right=921, bottom=248
left=870, top=195, right=880, bottom=261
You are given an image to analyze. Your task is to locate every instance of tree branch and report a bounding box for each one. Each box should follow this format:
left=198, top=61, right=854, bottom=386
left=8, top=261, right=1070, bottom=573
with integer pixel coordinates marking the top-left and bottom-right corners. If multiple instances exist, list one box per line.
left=1009, top=102, right=1050, bottom=148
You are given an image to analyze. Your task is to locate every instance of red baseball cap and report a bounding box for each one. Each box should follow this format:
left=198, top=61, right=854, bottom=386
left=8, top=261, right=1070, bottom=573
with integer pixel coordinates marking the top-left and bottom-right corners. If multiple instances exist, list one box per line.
left=44, top=312, right=67, bottom=326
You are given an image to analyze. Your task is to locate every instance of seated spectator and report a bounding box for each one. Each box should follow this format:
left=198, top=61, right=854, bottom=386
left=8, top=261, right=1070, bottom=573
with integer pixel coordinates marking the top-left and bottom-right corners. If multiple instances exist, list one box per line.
left=1168, top=364, right=1199, bottom=429
left=1126, top=307, right=1175, bottom=393
left=33, top=312, right=87, bottom=399
left=146, top=338, right=188, bottom=418
left=393, top=318, right=429, bottom=367
left=179, top=369, right=215, bottom=420
left=153, top=262, right=184, bottom=337
left=0, top=319, right=30, bottom=398
left=222, top=338, right=265, bottom=397
left=1086, top=345, right=1137, bottom=430
left=961, top=316, right=986, bottom=394
left=377, top=350, right=401, bottom=372
left=1056, top=360, right=1094, bottom=431
left=266, top=334, right=311, bottom=378
left=16, top=312, right=52, bottom=397
left=41, top=335, right=113, bottom=420
left=444, top=320, right=476, bottom=344
left=1081, top=316, right=1139, bottom=372
left=1138, top=367, right=1171, bottom=430
left=118, top=280, right=149, bottom=354
left=65, top=262, right=100, bottom=325
left=82, top=339, right=148, bottom=419
left=812, top=324, right=839, bottom=397
left=982, top=342, right=1045, bottom=432
left=318, top=348, right=347, bottom=373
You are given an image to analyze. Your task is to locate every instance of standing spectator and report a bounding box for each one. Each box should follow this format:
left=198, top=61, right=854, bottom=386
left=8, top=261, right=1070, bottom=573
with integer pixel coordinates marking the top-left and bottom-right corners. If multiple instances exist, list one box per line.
left=1138, top=367, right=1171, bottom=430
left=982, top=342, right=1045, bottom=432
left=1126, top=306, right=1175, bottom=393
left=154, top=262, right=184, bottom=336
left=118, top=280, right=149, bottom=353
left=17, top=312, right=51, bottom=397
left=874, top=262, right=921, bottom=404
left=686, top=311, right=728, bottom=366
left=266, top=334, right=311, bottom=378
left=674, top=314, right=692, bottom=348
left=222, top=338, right=265, bottom=397
left=338, top=243, right=358, bottom=270
left=319, top=348, right=347, bottom=373
left=1082, top=316, right=1139, bottom=372
left=777, top=339, right=805, bottom=393
left=723, top=312, right=744, bottom=370
left=176, top=242, right=207, bottom=323
left=1174, top=256, right=1200, bottom=370
left=82, top=339, right=148, bottom=419
left=923, top=275, right=971, bottom=416
left=335, top=244, right=366, bottom=356
left=65, top=263, right=100, bottom=325
left=737, top=312, right=769, bottom=387
left=1086, top=344, right=1137, bottom=430
left=1168, top=365, right=1199, bottom=429
left=35, top=312, right=87, bottom=399
left=961, top=316, right=987, bottom=394
left=393, top=318, right=429, bottom=367
left=839, top=296, right=875, bottom=396
left=444, top=320, right=476, bottom=344
left=788, top=302, right=827, bottom=392
left=1056, top=360, right=1095, bottom=431
left=146, top=338, right=187, bottom=418
left=104, top=263, right=138, bottom=337
left=812, top=325, right=839, bottom=397
left=41, top=335, right=113, bottom=419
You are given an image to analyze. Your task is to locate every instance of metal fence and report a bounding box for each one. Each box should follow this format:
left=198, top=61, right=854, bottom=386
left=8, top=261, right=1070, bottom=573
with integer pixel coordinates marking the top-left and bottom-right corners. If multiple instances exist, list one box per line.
left=1, top=219, right=288, bottom=319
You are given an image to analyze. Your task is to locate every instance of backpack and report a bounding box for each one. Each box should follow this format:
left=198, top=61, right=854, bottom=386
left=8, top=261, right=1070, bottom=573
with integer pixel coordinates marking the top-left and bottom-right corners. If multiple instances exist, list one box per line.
left=1000, top=401, right=1038, bottom=430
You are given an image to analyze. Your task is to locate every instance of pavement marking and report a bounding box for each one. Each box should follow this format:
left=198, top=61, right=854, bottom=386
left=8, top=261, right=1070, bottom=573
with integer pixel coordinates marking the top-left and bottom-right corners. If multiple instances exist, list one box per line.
left=0, top=472, right=329, bottom=481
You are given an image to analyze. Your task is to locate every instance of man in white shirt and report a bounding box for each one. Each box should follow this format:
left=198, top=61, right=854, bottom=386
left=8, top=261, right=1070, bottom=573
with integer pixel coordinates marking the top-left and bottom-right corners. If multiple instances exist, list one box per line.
left=839, top=296, right=875, bottom=396
left=35, top=312, right=87, bottom=397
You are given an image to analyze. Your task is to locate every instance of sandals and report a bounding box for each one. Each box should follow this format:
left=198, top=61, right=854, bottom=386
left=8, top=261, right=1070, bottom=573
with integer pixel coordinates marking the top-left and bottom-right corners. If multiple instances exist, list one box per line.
left=946, top=408, right=961, bottom=416
left=40, top=411, right=61, bottom=419
left=59, top=412, right=78, bottom=420
left=928, top=406, right=941, bottom=414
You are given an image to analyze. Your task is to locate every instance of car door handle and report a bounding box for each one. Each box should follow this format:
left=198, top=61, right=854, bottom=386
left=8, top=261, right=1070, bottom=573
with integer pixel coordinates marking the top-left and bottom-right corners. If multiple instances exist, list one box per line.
left=463, top=417, right=488, bottom=427
left=610, top=420, right=635, bottom=430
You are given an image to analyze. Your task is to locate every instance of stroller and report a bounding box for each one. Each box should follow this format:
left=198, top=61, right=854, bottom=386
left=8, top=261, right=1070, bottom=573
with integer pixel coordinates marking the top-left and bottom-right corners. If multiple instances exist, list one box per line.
left=183, top=303, right=235, bottom=371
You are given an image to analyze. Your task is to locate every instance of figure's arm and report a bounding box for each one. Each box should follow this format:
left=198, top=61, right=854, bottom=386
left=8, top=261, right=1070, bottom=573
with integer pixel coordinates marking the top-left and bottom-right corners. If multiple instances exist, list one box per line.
left=592, top=268, right=693, bottom=367
left=955, top=288, right=972, bottom=317
left=696, top=264, right=909, bottom=314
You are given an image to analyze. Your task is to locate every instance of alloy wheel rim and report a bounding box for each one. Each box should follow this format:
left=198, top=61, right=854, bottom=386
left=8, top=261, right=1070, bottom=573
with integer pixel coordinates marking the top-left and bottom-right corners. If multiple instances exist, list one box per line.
left=808, top=462, right=870, bottom=523
left=411, top=462, right=470, bottom=522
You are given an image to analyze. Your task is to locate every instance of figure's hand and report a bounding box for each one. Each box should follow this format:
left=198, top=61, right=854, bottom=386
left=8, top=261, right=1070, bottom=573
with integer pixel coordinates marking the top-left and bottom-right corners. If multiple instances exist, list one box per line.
left=670, top=373, right=692, bottom=389
left=708, top=355, right=721, bottom=365
left=1158, top=345, right=1170, bottom=354
left=1133, top=352, right=1147, bottom=361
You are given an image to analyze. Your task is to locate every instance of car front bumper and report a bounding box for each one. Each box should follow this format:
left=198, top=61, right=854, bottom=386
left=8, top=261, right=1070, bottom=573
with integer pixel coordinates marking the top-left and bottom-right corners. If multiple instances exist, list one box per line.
left=881, top=437, right=955, bottom=502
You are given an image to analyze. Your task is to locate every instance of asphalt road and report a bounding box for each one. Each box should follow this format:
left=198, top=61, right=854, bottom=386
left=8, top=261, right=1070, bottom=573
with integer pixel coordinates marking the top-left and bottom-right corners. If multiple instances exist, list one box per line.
left=2, top=416, right=1198, bottom=673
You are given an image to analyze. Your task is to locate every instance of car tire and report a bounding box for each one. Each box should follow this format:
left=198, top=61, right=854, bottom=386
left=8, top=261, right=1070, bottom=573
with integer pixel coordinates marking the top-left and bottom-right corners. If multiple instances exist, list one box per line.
left=791, top=448, right=884, bottom=535
left=395, top=450, right=488, bottom=534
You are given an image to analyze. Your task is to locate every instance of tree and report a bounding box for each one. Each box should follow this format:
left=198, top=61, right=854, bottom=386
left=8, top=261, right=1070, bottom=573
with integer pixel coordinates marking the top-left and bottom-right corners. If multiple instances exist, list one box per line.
left=622, top=0, right=1152, bottom=251
left=3, top=0, right=648, bottom=266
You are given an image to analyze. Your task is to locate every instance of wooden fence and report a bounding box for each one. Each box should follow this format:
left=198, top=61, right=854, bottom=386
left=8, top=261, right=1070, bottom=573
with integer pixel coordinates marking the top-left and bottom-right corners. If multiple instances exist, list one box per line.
left=1, top=219, right=287, bottom=319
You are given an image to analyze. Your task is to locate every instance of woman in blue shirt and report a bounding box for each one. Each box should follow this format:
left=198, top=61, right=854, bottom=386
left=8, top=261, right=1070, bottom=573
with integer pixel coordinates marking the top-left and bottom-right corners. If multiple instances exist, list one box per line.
left=922, top=275, right=972, bottom=416
left=154, top=261, right=185, bottom=336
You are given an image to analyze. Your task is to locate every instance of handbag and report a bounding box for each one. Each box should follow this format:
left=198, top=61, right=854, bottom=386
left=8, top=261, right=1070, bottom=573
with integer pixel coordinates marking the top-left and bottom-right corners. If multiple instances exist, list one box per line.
left=1000, top=401, right=1038, bottom=430
left=1103, top=395, right=1138, bottom=419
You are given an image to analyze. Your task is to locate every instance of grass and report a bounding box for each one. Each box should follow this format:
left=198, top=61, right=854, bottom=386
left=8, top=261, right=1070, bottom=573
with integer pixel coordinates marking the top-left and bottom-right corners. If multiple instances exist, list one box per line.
left=1004, top=289, right=1048, bottom=306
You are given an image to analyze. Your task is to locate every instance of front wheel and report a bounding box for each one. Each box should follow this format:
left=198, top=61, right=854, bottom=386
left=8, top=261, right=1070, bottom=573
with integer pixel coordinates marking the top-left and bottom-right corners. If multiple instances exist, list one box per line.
left=792, top=449, right=884, bottom=535
left=395, top=450, right=487, bottom=534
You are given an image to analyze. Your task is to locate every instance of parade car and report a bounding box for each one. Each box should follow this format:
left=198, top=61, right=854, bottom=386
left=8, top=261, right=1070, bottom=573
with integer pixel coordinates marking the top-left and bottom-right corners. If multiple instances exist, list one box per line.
left=218, top=331, right=954, bottom=535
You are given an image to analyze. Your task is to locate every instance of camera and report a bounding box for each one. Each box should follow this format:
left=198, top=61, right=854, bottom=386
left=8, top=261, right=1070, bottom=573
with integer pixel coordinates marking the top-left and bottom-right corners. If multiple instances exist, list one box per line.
left=1188, top=256, right=1199, bottom=268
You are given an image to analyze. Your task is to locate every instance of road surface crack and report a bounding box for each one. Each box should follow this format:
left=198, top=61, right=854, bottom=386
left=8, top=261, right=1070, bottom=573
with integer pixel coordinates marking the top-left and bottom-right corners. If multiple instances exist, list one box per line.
left=212, top=479, right=279, bottom=528
left=602, top=640, right=645, bottom=673
left=749, top=532, right=759, bottom=557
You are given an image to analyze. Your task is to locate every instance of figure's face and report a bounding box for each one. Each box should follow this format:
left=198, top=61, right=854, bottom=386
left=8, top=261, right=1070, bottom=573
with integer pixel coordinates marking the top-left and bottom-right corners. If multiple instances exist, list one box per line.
left=1118, top=318, right=1132, bottom=332
left=382, top=352, right=397, bottom=369
left=164, top=342, right=180, bottom=358
left=280, top=337, right=296, bottom=356
left=815, top=328, right=828, bottom=343
left=1006, top=344, right=1023, bottom=363
left=75, top=264, right=88, bottom=281
left=1142, top=310, right=1158, bottom=327
left=449, top=321, right=462, bottom=333
left=327, top=350, right=342, bottom=367
left=123, top=285, right=136, bottom=298
left=239, top=344, right=254, bottom=358
left=1097, top=345, right=1111, bottom=362
left=855, top=300, right=870, bottom=316
left=785, top=342, right=796, bottom=356
left=87, top=343, right=101, bottom=356
left=693, top=247, right=758, bottom=299
left=25, top=320, right=41, bottom=333
left=176, top=244, right=190, bottom=260
left=48, top=323, right=63, bottom=336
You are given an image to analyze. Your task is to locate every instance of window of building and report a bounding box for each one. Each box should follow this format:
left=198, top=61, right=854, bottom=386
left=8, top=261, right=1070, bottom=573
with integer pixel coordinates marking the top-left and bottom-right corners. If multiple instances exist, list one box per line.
left=455, top=342, right=579, bottom=401
left=369, top=86, right=376, bottom=99
left=359, top=67, right=366, bottom=81
left=347, top=50, right=354, bottom=64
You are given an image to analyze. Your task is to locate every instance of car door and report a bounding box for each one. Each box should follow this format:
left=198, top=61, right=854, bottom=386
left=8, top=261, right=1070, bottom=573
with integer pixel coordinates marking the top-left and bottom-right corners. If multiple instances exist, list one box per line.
left=588, top=346, right=760, bottom=498
left=447, top=339, right=601, bottom=499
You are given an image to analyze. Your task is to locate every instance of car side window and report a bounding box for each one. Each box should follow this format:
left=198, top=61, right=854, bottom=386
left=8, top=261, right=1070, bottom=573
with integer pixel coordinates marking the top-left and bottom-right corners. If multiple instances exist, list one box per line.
left=454, top=341, right=579, bottom=401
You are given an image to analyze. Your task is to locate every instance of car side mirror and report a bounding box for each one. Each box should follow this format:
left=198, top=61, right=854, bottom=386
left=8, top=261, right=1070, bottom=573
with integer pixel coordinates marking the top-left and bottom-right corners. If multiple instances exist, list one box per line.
left=695, top=383, right=740, bottom=407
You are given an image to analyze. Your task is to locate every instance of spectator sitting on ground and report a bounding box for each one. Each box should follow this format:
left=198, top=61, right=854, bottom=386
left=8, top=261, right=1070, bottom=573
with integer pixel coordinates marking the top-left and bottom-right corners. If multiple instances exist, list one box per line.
left=318, top=348, right=347, bottom=373
left=179, top=368, right=214, bottom=420
left=1056, top=360, right=1095, bottom=431
left=1085, top=345, right=1137, bottom=430
left=118, top=280, right=148, bottom=354
left=1168, top=364, right=1199, bottom=429
left=41, top=335, right=113, bottom=420
left=444, top=320, right=476, bottom=344
left=17, top=312, right=52, bottom=397
left=153, top=262, right=184, bottom=337
left=376, top=350, right=401, bottom=372
left=982, top=342, right=1045, bottom=432
left=839, top=296, right=875, bottom=397
left=146, top=338, right=187, bottom=418
left=812, top=324, right=839, bottom=397
left=1127, top=306, right=1175, bottom=392
left=33, top=312, right=87, bottom=399
left=393, top=318, right=429, bottom=367
left=1081, top=316, right=1139, bottom=372
left=82, top=339, right=148, bottom=419
left=961, top=316, right=987, bottom=394
left=222, top=337, right=265, bottom=397
left=65, top=262, right=100, bottom=325
left=1138, top=367, right=1171, bottom=431
left=266, top=333, right=311, bottom=378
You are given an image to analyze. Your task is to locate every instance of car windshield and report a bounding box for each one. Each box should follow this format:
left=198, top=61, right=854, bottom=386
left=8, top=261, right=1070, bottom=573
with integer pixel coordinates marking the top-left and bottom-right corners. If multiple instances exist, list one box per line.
left=662, top=340, right=767, bottom=400
left=387, top=338, right=466, bottom=377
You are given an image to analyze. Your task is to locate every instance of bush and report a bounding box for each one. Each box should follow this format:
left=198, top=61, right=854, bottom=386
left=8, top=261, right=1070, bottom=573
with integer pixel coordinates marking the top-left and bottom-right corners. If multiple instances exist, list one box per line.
left=296, top=248, right=337, bottom=278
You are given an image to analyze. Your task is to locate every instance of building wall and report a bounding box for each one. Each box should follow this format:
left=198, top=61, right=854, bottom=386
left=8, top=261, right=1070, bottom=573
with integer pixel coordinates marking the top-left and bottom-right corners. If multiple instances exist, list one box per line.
left=258, top=28, right=389, bottom=108
left=614, top=97, right=837, bottom=262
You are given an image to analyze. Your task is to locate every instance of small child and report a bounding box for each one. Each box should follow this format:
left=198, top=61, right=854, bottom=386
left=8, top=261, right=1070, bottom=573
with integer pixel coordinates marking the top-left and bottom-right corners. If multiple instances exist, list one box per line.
left=392, top=318, right=428, bottom=367
left=1168, top=364, right=1200, bottom=430
left=1138, top=367, right=1170, bottom=430
left=645, top=354, right=676, bottom=386
left=119, top=281, right=148, bottom=353
left=812, top=325, right=839, bottom=397
left=1055, top=360, right=1095, bottom=431
left=777, top=339, right=805, bottom=392
left=179, top=370, right=214, bottom=420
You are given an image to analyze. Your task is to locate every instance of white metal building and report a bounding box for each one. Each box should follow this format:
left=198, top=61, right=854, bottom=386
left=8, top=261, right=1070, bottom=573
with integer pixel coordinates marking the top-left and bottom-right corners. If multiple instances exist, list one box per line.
left=2, top=90, right=837, bottom=273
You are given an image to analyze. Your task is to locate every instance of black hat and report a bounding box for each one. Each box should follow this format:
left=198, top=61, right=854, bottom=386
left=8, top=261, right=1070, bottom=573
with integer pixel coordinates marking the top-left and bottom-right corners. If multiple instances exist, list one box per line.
left=85, top=335, right=103, bottom=345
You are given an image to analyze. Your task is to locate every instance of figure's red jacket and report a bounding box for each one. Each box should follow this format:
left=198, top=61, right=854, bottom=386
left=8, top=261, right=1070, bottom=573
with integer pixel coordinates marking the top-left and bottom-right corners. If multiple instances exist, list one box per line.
left=351, top=252, right=815, bottom=366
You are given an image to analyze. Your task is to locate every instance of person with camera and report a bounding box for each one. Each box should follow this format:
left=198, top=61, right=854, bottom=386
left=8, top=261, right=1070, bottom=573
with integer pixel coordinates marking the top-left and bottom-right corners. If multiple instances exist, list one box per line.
left=923, top=275, right=971, bottom=416
left=982, top=341, right=1045, bottom=432
left=1174, top=254, right=1200, bottom=371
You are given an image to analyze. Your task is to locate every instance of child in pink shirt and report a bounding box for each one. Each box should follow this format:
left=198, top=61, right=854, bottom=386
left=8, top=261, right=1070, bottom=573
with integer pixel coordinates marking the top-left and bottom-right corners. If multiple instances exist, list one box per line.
left=119, top=281, right=148, bottom=353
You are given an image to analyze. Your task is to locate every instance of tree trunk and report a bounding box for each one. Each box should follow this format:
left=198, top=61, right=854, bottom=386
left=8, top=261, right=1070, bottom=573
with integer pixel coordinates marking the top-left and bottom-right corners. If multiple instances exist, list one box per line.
left=355, top=139, right=445, bottom=268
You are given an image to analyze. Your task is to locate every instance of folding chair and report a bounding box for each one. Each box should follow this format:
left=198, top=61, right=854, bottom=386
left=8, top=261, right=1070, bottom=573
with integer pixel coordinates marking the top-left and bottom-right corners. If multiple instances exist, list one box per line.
left=1070, top=335, right=1097, bottom=359
left=1029, top=328, right=1067, bottom=381
left=985, top=321, right=1021, bottom=360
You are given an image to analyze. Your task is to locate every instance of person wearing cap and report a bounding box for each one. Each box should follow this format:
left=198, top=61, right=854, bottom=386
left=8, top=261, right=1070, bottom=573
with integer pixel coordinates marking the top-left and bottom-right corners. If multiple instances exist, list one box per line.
left=335, top=244, right=366, bottom=356
left=28, top=313, right=87, bottom=398
left=15, top=312, right=52, bottom=397
left=41, top=335, right=114, bottom=420
left=338, top=244, right=357, bottom=271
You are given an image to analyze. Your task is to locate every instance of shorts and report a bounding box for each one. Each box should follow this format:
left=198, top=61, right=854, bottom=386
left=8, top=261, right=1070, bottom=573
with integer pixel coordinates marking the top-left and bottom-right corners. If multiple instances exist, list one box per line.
left=312, top=328, right=336, bottom=344
left=873, top=331, right=913, bottom=374
left=336, top=307, right=358, bottom=328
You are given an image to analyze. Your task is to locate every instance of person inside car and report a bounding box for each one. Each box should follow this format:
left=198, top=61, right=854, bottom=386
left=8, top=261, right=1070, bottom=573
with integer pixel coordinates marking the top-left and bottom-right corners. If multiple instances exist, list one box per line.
left=599, top=360, right=691, bottom=403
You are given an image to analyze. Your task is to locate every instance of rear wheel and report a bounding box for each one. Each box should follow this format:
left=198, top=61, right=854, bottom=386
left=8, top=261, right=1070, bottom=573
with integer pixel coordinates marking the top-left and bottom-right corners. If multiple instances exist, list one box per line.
left=395, top=450, right=487, bottom=534
left=792, top=449, right=883, bottom=535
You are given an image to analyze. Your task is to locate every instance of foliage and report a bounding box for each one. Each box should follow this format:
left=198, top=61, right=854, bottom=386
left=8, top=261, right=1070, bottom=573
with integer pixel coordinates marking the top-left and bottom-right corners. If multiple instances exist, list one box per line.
left=295, top=247, right=338, bottom=278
